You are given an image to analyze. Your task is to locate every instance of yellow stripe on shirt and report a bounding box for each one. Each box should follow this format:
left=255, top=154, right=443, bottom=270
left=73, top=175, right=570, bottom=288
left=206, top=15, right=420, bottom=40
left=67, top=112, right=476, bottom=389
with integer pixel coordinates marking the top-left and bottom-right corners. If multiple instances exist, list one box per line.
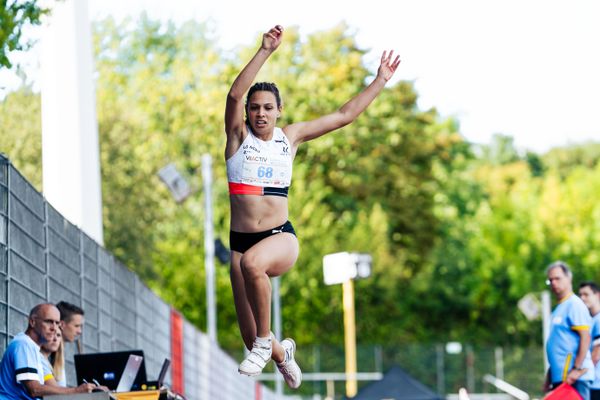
left=562, top=353, right=572, bottom=382
left=572, top=325, right=590, bottom=331
left=44, top=373, right=54, bottom=382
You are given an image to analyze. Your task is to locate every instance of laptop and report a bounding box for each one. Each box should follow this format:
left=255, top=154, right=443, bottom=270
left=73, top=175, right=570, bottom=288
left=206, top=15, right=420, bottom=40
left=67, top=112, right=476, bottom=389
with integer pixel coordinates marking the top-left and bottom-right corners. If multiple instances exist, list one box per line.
left=144, top=358, right=170, bottom=390
left=115, top=354, right=144, bottom=392
left=157, top=358, right=170, bottom=387
left=75, top=350, right=147, bottom=391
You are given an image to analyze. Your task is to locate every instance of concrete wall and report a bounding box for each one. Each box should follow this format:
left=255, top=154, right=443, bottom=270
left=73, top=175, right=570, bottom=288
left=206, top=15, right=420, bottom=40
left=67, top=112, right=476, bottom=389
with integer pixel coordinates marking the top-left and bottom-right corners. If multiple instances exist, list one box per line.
left=0, top=154, right=283, bottom=400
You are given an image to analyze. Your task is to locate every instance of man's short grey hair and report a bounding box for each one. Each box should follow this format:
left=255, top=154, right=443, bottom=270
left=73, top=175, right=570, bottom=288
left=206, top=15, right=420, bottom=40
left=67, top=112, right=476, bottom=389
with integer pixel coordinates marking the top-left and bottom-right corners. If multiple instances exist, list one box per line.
left=546, top=260, right=573, bottom=279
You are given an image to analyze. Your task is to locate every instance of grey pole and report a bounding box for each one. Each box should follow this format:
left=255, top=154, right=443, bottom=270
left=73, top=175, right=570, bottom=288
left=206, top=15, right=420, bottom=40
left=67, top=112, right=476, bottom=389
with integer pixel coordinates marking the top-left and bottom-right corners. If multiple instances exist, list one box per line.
left=436, top=343, right=445, bottom=395
left=202, top=154, right=217, bottom=342
left=466, top=344, right=475, bottom=393
left=495, top=346, right=504, bottom=381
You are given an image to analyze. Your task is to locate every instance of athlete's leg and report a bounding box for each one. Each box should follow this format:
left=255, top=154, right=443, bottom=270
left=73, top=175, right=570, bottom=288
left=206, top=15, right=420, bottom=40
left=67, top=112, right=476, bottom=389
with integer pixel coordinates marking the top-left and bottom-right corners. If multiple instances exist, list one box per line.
left=230, top=251, right=257, bottom=349
left=240, top=232, right=299, bottom=362
left=230, top=248, right=290, bottom=363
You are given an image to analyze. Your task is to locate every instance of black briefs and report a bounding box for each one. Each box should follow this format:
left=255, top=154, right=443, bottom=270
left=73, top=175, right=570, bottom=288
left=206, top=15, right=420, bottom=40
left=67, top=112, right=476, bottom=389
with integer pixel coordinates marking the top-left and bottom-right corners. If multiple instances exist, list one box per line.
left=230, top=221, right=296, bottom=253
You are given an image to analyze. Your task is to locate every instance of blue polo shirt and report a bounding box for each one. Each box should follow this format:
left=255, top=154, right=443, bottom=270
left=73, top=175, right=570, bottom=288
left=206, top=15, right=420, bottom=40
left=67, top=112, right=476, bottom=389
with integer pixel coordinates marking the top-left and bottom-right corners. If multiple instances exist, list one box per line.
left=546, top=293, right=595, bottom=383
left=0, top=332, right=45, bottom=400
left=590, top=312, right=600, bottom=389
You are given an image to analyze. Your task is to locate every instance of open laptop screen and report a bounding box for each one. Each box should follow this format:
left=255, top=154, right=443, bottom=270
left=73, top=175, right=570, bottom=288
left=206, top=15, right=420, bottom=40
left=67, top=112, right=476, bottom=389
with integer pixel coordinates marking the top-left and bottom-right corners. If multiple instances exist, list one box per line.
left=157, top=359, right=170, bottom=387
left=115, top=354, right=144, bottom=392
left=74, top=350, right=147, bottom=391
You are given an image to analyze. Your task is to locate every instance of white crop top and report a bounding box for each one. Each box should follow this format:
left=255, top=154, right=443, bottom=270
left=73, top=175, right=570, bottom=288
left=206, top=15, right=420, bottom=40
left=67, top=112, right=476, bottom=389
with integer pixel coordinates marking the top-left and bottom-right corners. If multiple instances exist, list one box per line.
left=226, top=127, right=293, bottom=197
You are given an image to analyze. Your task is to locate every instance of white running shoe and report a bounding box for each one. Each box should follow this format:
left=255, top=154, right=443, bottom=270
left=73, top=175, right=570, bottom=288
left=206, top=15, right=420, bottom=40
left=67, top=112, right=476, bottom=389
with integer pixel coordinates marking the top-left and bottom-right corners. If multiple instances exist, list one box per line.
left=238, top=339, right=272, bottom=376
left=277, top=338, right=302, bottom=389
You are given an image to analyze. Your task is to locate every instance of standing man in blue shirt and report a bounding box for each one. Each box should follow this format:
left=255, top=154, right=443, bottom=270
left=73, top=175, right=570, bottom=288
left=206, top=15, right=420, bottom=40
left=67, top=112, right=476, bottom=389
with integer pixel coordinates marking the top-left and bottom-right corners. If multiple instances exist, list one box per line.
left=0, top=303, right=95, bottom=399
left=544, top=261, right=595, bottom=400
left=579, top=281, right=600, bottom=400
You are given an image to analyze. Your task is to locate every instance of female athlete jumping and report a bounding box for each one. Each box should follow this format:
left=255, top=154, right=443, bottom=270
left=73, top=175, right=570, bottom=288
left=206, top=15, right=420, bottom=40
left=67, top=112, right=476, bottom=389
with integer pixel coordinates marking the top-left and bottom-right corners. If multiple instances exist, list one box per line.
left=225, top=25, right=400, bottom=388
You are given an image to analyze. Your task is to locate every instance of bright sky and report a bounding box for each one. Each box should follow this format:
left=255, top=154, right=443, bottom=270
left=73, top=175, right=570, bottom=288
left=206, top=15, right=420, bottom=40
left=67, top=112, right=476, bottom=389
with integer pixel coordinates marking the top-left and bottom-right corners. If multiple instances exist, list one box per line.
left=4, top=0, right=600, bottom=153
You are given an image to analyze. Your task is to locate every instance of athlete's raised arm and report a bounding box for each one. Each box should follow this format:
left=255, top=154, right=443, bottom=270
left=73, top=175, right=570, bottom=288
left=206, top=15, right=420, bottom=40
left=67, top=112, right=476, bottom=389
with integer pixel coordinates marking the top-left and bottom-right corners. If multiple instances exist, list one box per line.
left=225, top=25, right=283, bottom=143
left=285, top=50, right=401, bottom=147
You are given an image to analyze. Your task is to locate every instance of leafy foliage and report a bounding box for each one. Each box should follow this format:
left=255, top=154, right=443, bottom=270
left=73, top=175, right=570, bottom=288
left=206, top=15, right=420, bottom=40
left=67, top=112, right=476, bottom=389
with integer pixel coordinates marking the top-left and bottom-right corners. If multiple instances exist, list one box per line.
left=2, top=16, right=600, bottom=365
left=0, top=0, right=48, bottom=69
left=88, top=18, right=461, bottom=351
left=0, top=85, right=41, bottom=184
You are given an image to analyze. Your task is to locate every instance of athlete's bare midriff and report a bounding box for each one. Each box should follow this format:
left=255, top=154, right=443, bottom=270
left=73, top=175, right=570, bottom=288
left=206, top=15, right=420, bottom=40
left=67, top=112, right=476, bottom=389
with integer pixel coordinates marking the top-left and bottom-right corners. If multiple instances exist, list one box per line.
left=229, top=195, right=289, bottom=232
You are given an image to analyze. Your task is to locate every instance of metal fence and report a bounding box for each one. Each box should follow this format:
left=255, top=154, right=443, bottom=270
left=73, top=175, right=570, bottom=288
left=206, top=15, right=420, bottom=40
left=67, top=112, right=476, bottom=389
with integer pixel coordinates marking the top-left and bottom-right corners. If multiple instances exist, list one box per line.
left=286, top=342, right=544, bottom=399
left=0, top=153, right=283, bottom=400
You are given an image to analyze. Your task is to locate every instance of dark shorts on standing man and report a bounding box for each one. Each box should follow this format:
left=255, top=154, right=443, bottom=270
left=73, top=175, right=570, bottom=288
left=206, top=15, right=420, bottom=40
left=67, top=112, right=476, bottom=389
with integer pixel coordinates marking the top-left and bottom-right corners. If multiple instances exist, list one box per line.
left=230, top=220, right=296, bottom=254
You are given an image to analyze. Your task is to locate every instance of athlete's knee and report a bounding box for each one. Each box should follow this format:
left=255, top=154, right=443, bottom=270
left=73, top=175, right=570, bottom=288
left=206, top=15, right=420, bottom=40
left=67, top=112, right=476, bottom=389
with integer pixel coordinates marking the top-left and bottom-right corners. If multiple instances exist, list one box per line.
left=240, top=252, right=265, bottom=281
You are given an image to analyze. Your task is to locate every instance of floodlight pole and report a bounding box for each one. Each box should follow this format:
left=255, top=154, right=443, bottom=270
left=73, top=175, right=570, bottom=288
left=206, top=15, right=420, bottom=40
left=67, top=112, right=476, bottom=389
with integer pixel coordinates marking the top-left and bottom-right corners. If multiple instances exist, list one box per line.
left=343, top=279, right=358, bottom=397
left=202, top=154, right=217, bottom=342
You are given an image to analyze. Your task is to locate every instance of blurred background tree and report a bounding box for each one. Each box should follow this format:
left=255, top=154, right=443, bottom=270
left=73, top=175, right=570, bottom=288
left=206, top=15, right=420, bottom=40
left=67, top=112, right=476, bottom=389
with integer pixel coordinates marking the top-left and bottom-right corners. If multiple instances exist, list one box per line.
left=0, top=0, right=49, bottom=68
left=2, top=15, right=600, bottom=372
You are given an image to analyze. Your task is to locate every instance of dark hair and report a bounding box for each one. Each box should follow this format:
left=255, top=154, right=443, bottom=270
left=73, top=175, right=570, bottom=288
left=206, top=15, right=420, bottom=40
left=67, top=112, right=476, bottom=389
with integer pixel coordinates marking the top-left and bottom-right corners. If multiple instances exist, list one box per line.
left=56, top=301, right=84, bottom=322
left=579, top=281, right=600, bottom=293
left=246, top=82, right=282, bottom=109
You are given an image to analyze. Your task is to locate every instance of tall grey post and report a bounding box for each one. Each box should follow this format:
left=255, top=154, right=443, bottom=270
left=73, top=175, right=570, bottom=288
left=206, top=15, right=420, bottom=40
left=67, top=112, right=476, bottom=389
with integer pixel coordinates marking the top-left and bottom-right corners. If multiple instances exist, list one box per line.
left=202, top=154, right=216, bottom=342
left=40, top=0, right=104, bottom=244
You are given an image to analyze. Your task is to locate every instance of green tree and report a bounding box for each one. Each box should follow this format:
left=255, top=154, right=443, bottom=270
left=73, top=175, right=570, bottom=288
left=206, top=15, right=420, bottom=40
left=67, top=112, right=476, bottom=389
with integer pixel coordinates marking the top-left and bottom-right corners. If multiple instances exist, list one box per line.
left=412, top=134, right=600, bottom=347
left=11, top=15, right=600, bottom=371
left=478, top=133, right=521, bottom=165
left=0, top=84, right=42, bottom=185
left=0, top=0, right=48, bottom=69
left=542, top=142, right=600, bottom=178
left=93, top=14, right=238, bottom=346
left=92, top=18, right=459, bottom=353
